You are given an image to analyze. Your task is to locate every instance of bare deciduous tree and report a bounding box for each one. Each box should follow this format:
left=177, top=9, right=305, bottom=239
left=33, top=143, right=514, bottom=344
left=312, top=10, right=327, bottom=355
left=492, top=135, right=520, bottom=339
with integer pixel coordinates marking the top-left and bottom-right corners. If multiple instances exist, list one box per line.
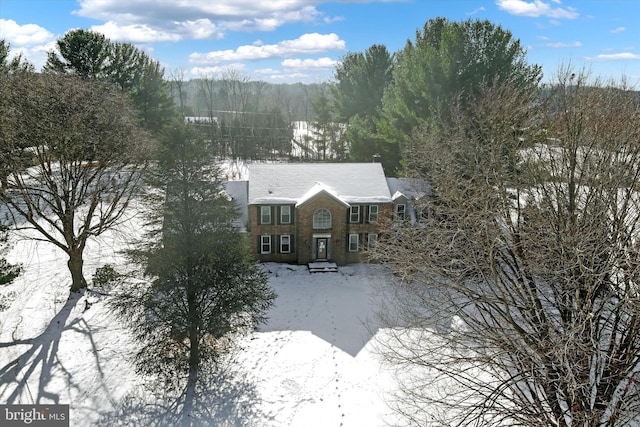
left=375, top=70, right=640, bottom=426
left=0, top=73, right=153, bottom=292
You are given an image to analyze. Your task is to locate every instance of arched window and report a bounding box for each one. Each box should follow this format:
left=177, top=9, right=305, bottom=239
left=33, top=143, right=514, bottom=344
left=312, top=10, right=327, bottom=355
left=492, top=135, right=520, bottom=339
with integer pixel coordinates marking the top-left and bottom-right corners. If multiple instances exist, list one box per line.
left=313, top=208, right=332, bottom=229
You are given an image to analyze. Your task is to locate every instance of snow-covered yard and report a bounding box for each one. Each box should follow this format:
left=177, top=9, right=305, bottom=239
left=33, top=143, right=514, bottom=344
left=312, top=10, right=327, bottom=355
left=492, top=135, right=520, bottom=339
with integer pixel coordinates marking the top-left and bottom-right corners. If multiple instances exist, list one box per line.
left=0, top=209, right=403, bottom=426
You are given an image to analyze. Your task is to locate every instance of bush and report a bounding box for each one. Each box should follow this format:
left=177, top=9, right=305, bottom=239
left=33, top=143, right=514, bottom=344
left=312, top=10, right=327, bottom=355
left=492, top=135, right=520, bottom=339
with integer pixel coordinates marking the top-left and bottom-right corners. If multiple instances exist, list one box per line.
left=92, top=264, right=122, bottom=291
left=0, top=259, right=21, bottom=286
left=0, top=290, right=16, bottom=311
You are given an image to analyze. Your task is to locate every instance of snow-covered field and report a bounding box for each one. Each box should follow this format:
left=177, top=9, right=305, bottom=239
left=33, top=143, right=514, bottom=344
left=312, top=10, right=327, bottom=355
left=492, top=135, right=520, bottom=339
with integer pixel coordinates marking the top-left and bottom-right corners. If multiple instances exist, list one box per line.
left=0, top=208, right=404, bottom=426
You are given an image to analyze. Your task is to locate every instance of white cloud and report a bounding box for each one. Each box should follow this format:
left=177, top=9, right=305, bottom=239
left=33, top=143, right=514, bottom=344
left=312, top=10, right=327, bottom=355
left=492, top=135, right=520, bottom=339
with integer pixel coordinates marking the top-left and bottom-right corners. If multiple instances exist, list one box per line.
left=89, top=18, right=224, bottom=43
left=467, top=6, right=486, bottom=16
left=282, top=57, right=338, bottom=70
left=610, top=26, right=626, bottom=34
left=180, top=20, right=224, bottom=40
left=73, top=1, right=335, bottom=41
left=75, top=0, right=316, bottom=21
left=0, top=19, right=55, bottom=46
left=585, top=52, right=640, bottom=62
left=91, top=21, right=182, bottom=43
left=189, top=33, right=345, bottom=64
left=546, top=41, right=582, bottom=48
left=496, top=0, right=578, bottom=19
left=0, top=19, right=57, bottom=70
left=324, top=15, right=345, bottom=24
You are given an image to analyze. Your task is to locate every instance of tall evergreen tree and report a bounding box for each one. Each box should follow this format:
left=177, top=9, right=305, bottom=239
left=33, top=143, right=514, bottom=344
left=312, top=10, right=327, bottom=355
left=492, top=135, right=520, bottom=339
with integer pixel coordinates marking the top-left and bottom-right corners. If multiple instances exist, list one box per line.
left=333, top=44, right=393, bottom=164
left=115, top=120, right=275, bottom=425
left=310, top=89, right=346, bottom=160
left=0, top=39, right=33, bottom=75
left=377, top=17, right=541, bottom=174
left=44, top=29, right=175, bottom=133
left=333, top=44, right=392, bottom=121
left=43, top=29, right=110, bottom=79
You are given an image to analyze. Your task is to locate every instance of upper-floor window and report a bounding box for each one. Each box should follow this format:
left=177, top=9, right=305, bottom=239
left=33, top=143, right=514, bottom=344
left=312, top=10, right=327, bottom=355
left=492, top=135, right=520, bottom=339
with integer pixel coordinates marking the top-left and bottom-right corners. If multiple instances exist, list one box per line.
left=260, top=206, right=271, bottom=224
left=280, top=206, right=291, bottom=224
left=396, top=204, right=406, bottom=221
left=349, top=205, right=360, bottom=223
left=368, top=205, right=379, bottom=223
left=313, top=208, right=332, bottom=229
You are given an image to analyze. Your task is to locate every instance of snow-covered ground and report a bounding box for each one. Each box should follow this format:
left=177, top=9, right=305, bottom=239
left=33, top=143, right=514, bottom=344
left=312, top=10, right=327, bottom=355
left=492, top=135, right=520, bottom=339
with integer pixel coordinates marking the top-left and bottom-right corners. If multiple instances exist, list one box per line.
left=0, top=208, right=404, bottom=426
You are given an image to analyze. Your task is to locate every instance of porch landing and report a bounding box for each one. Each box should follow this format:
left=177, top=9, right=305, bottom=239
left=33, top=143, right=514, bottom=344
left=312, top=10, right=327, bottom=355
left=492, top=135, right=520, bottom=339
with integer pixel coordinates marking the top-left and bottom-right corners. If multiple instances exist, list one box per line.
left=308, top=262, right=338, bottom=273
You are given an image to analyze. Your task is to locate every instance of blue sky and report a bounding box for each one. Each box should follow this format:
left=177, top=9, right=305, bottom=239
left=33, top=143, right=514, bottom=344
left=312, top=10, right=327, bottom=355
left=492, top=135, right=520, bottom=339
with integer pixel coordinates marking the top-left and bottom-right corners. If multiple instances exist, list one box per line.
left=1, top=0, right=639, bottom=84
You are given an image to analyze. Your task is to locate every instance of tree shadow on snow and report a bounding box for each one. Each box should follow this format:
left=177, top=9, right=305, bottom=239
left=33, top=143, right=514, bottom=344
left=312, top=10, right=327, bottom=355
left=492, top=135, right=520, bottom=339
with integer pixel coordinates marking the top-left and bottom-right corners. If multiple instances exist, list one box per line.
left=0, top=293, right=85, bottom=404
left=95, top=366, right=267, bottom=427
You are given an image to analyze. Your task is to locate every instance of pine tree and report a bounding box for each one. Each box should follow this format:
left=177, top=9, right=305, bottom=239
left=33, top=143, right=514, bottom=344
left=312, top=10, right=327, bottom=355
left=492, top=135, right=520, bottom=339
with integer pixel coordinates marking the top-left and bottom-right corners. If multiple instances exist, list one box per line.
left=114, top=120, right=275, bottom=425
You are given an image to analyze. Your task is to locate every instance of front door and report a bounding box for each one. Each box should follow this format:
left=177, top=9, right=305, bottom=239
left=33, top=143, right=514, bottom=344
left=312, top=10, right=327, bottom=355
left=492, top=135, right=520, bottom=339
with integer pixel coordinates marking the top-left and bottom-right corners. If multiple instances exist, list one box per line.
left=316, top=238, right=328, bottom=260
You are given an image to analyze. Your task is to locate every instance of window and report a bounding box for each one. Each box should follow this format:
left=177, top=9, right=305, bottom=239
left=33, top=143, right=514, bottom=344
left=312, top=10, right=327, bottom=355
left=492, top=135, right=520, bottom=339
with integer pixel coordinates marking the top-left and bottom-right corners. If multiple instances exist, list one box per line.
left=280, top=235, right=291, bottom=253
left=349, top=205, right=360, bottom=223
left=348, top=234, right=359, bottom=252
left=313, top=208, right=332, bottom=229
left=280, top=206, right=291, bottom=224
left=260, top=206, right=271, bottom=224
left=367, top=233, right=378, bottom=249
left=368, top=205, right=379, bottom=223
left=260, top=235, right=271, bottom=254
left=396, top=204, right=406, bottom=220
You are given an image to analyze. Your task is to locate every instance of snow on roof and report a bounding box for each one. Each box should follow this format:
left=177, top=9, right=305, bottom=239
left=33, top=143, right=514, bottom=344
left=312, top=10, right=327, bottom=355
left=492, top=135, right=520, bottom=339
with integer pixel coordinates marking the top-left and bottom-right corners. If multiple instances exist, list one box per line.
left=223, top=180, right=249, bottom=231
left=248, top=163, right=392, bottom=205
left=392, top=191, right=405, bottom=201
left=295, top=182, right=350, bottom=208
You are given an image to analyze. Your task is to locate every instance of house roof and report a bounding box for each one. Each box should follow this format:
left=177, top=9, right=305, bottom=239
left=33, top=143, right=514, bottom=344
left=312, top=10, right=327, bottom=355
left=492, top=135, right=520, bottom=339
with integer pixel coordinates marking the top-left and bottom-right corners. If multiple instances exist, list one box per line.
left=248, top=163, right=392, bottom=205
left=386, top=178, right=432, bottom=201
left=295, top=182, right=351, bottom=208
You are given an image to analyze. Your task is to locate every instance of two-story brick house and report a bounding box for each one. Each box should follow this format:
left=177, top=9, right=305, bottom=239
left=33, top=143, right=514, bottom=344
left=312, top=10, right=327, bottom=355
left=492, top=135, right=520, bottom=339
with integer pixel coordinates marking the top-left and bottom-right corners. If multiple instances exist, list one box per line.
left=247, top=163, right=393, bottom=265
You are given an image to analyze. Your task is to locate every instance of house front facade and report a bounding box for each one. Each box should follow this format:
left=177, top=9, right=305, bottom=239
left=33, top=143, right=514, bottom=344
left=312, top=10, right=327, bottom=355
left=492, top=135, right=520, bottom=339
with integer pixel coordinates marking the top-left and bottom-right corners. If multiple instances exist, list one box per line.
left=247, top=163, right=393, bottom=265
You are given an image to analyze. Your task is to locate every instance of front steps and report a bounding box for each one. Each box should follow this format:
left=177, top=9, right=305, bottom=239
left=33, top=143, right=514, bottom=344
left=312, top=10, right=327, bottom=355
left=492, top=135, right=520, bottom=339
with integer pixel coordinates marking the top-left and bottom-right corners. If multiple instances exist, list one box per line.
left=308, top=262, right=338, bottom=273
